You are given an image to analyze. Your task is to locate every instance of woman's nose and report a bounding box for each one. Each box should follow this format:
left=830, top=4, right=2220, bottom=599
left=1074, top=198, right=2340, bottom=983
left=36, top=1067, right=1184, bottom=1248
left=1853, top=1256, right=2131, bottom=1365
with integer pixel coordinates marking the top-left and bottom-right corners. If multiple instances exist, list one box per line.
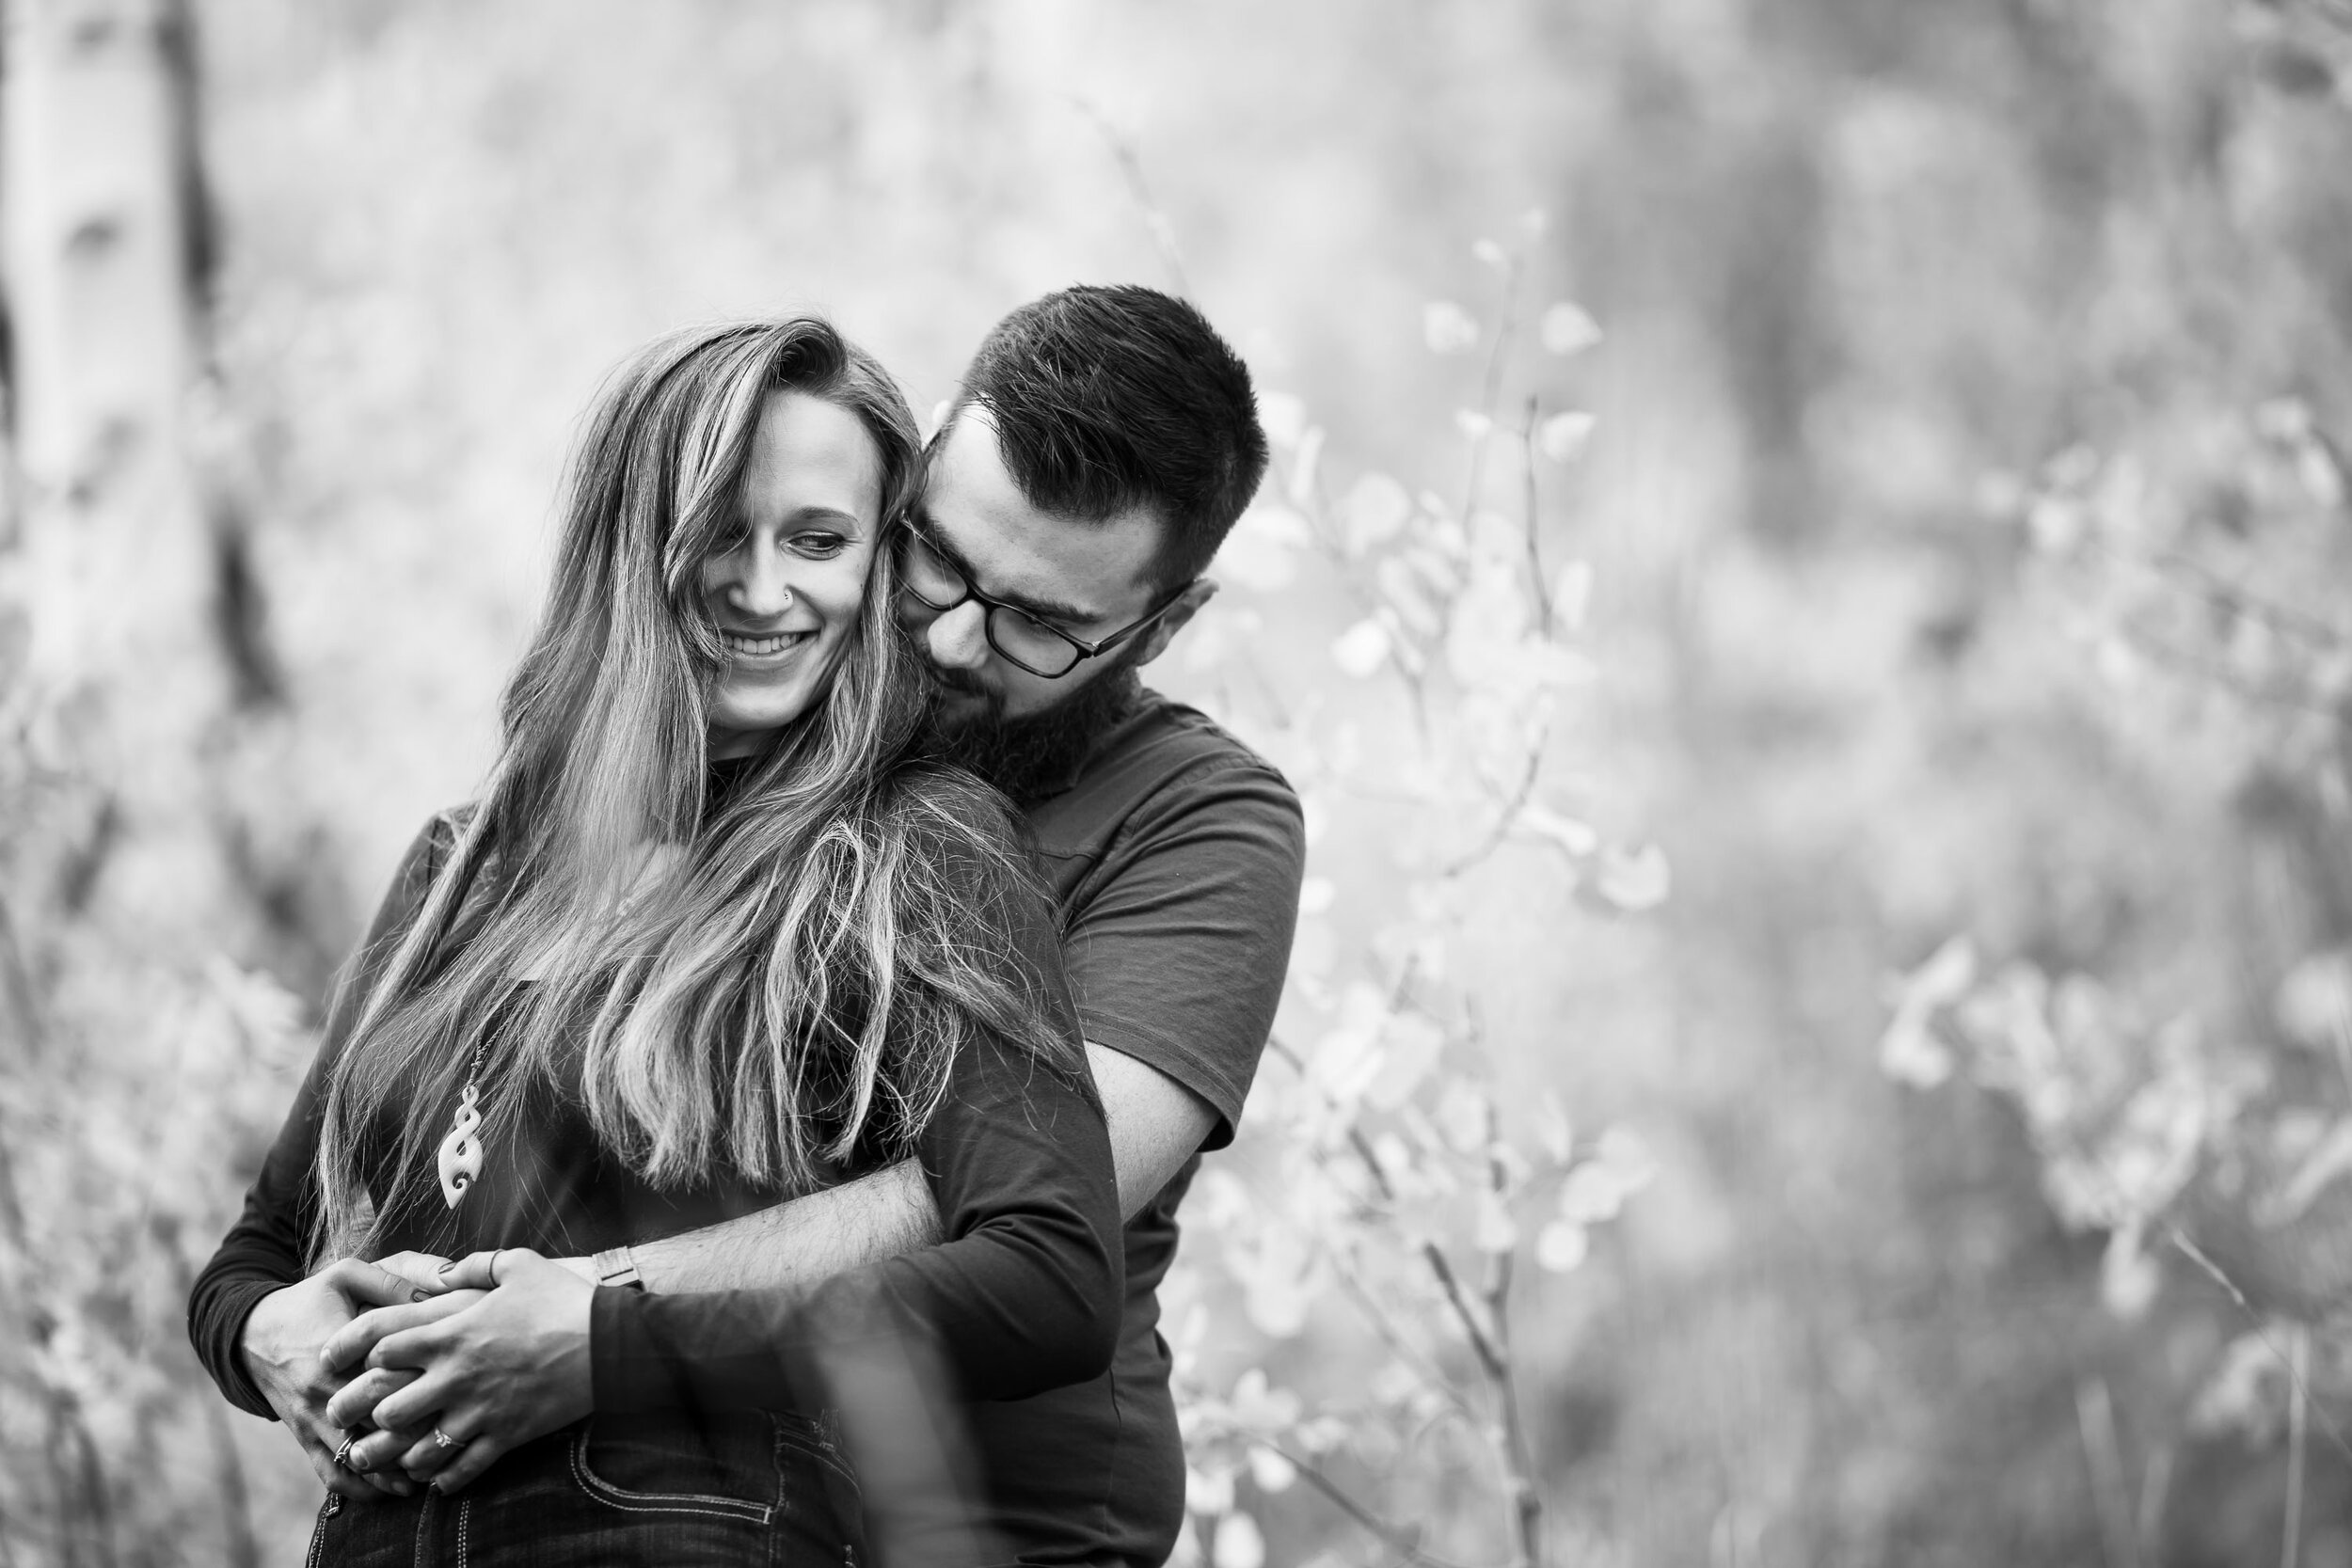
left=925, top=600, right=991, bottom=670
left=726, top=546, right=797, bottom=621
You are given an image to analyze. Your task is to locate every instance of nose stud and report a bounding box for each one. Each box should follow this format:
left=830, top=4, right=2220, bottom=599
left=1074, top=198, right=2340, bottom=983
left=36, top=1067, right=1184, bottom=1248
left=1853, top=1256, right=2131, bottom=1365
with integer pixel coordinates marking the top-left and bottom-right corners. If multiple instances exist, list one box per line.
left=777, top=587, right=794, bottom=610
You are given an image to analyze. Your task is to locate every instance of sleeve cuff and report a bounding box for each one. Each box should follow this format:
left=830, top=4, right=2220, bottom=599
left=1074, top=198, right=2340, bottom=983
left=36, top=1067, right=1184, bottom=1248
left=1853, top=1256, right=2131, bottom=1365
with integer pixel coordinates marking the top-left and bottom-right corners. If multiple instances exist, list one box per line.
left=213, top=1279, right=292, bottom=1421
left=590, top=1286, right=684, bottom=1413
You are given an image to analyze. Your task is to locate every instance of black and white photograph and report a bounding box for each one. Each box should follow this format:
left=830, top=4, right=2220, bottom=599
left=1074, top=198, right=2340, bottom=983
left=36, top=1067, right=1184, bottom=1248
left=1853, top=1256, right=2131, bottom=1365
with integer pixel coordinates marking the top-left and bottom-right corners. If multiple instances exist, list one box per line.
left=5, top=2, right=2352, bottom=1564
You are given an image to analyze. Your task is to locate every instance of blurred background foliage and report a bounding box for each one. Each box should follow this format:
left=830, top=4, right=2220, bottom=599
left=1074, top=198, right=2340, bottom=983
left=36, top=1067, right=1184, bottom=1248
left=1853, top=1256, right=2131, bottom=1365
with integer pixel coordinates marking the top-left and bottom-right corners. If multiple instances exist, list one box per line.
left=6, top=0, right=2352, bottom=1563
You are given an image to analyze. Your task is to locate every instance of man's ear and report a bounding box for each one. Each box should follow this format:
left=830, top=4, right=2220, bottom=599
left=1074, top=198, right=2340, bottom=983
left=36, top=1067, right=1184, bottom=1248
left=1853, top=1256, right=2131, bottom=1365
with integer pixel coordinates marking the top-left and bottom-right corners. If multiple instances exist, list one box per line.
left=1131, top=579, right=1218, bottom=670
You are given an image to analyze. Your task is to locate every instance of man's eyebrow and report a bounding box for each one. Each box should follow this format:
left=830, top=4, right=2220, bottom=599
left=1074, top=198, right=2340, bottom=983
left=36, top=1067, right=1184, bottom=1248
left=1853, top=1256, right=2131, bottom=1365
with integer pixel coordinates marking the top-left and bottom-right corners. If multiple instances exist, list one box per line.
left=914, top=512, right=1100, bottom=626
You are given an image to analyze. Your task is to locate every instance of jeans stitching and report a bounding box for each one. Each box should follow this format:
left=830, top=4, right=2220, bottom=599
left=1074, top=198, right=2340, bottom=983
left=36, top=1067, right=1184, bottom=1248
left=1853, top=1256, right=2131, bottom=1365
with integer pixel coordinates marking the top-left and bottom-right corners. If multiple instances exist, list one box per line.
left=567, top=1425, right=775, bottom=1524
left=781, top=1411, right=861, bottom=1492
left=457, top=1497, right=471, bottom=1568
left=304, top=1496, right=334, bottom=1568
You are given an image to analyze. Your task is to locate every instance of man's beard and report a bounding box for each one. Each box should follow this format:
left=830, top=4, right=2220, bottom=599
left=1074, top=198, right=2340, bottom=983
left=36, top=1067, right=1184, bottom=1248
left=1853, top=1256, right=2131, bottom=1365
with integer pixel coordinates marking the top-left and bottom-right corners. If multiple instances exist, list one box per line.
left=929, top=655, right=1145, bottom=804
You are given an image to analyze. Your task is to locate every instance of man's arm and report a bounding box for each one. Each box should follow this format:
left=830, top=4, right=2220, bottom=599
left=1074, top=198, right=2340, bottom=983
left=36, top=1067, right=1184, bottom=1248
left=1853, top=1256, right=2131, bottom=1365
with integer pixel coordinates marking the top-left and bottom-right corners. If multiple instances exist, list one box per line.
left=626, top=1039, right=1211, bottom=1294
left=333, top=1037, right=1208, bottom=1481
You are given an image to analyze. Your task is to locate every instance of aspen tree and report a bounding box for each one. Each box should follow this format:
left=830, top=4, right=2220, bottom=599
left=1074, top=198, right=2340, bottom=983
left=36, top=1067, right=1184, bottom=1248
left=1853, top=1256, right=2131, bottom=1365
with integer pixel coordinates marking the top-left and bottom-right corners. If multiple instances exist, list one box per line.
left=4, top=0, right=229, bottom=948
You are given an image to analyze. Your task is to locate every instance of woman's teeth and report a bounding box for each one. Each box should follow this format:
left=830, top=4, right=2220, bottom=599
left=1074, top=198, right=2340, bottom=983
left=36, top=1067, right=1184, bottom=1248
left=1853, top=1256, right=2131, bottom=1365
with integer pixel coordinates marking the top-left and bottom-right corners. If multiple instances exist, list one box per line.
left=723, top=630, right=811, bottom=657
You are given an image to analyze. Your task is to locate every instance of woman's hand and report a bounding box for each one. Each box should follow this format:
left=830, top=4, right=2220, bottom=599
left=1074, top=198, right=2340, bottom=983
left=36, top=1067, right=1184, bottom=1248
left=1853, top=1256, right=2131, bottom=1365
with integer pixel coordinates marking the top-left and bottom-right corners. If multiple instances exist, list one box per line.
left=321, top=1288, right=485, bottom=1475
left=239, top=1259, right=442, bottom=1499
left=326, top=1248, right=598, bottom=1494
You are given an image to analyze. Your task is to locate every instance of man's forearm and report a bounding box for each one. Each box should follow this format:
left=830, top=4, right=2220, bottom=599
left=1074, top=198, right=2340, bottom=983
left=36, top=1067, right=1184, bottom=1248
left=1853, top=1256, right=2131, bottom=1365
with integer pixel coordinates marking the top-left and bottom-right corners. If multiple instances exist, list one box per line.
left=628, top=1159, right=943, bottom=1294
left=620, top=1040, right=1214, bottom=1295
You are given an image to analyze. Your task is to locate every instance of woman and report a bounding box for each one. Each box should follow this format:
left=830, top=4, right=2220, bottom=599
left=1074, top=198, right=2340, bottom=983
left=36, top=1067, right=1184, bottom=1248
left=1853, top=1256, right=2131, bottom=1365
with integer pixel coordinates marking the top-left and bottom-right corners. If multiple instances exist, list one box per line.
left=187, top=319, right=1120, bottom=1563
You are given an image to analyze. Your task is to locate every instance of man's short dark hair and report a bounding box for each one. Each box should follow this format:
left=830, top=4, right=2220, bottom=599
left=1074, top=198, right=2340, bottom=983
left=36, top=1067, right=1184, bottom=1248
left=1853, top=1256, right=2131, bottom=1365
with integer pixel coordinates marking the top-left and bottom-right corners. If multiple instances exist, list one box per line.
left=954, top=284, right=1270, bottom=593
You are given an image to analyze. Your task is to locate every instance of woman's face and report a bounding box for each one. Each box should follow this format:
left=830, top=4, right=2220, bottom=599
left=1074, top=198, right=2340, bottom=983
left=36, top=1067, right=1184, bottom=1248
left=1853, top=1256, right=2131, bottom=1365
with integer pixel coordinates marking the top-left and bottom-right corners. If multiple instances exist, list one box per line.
left=699, top=388, right=884, bottom=758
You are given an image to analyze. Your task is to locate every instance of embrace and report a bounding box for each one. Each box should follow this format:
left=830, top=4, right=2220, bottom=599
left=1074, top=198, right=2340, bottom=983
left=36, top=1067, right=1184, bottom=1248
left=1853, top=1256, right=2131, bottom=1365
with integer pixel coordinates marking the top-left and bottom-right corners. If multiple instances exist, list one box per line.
left=186, top=287, right=1305, bottom=1566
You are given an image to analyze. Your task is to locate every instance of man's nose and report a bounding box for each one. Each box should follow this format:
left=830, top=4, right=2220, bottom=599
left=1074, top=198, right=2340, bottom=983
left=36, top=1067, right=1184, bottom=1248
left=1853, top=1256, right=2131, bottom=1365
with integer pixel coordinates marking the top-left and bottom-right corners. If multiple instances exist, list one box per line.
left=925, top=600, right=991, bottom=670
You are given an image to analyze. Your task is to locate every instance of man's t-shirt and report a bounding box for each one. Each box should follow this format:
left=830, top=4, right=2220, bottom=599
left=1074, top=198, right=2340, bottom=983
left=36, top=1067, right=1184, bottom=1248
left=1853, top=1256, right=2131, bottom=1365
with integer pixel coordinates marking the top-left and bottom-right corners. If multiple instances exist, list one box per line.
left=968, top=684, right=1305, bottom=1565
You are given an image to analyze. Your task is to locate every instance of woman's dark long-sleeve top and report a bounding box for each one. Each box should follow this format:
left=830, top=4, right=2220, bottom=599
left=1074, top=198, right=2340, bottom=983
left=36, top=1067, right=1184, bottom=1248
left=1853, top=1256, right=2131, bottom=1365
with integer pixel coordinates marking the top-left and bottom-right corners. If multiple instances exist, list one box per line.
left=188, top=788, right=1122, bottom=1420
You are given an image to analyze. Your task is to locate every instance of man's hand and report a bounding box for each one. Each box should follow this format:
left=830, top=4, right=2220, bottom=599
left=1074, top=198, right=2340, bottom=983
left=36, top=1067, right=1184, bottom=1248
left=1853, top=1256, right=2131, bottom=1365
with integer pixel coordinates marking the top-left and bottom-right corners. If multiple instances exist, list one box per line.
left=239, top=1257, right=446, bottom=1500
left=322, top=1248, right=596, bottom=1494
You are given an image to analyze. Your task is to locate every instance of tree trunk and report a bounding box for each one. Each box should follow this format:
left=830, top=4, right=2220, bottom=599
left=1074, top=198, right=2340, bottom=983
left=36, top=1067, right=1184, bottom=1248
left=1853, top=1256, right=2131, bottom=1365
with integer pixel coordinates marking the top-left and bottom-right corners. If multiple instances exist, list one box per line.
left=3, top=0, right=228, bottom=953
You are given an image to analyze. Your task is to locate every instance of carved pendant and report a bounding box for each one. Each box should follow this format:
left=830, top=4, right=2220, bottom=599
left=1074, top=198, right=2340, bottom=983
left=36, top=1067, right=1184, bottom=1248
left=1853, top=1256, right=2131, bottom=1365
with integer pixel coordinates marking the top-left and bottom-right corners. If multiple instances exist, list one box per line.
left=437, top=1081, right=485, bottom=1209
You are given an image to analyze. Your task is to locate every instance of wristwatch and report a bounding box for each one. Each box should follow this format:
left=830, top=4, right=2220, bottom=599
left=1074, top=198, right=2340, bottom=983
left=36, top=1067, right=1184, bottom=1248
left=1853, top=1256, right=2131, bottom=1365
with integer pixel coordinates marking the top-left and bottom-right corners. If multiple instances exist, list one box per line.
left=593, top=1245, right=644, bottom=1291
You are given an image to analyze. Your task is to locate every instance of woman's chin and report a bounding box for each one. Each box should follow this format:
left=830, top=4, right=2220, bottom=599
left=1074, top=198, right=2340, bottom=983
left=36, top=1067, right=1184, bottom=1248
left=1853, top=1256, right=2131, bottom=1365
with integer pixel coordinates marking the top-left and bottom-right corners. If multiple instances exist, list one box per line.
left=708, top=698, right=811, bottom=757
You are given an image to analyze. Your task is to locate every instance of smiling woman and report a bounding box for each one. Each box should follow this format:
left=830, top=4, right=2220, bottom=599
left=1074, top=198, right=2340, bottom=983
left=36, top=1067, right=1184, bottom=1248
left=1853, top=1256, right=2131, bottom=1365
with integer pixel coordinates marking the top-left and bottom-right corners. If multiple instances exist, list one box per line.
left=701, top=390, right=884, bottom=756
left=184, top=318, right=1121, bottom=1564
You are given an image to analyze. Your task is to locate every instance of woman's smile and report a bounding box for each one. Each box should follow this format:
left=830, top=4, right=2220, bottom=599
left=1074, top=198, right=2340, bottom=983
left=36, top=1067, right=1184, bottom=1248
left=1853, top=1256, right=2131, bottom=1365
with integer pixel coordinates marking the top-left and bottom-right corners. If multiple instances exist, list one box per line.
left=718, top=626, right=816, bottom=664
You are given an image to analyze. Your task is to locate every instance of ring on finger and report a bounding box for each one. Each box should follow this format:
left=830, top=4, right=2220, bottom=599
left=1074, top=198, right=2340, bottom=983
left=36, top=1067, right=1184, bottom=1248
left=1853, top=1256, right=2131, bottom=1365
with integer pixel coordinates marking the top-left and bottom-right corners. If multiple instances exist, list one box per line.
left=433, top=1428, right=465, bottom=1450
left=332, top=1435, right=357, bottom=1470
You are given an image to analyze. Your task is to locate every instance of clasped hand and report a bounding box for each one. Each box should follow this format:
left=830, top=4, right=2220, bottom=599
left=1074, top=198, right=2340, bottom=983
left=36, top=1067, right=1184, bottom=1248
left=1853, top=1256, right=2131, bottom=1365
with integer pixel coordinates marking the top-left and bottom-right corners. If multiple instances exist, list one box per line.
left=315, top=1248, right=598, bottom=1495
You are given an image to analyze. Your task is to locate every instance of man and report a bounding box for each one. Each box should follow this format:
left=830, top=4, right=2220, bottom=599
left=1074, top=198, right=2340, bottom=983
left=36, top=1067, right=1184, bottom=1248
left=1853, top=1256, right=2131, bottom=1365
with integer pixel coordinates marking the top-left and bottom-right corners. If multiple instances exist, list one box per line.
left=233, top=284, right=1305, bottom=1564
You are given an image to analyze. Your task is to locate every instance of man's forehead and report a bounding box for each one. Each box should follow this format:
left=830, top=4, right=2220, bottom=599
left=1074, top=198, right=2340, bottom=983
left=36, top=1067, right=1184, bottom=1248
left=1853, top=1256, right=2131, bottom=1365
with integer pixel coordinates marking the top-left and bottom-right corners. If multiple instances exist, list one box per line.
left=921, top=411, right=1162, bottom=626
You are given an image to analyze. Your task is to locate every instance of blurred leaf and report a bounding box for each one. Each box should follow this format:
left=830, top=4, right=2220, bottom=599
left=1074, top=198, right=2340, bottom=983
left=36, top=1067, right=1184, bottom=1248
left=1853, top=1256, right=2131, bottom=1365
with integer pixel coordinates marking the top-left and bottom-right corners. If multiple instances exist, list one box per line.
left=1402, top=543, right=1464, bottom=597
left=1331, top=618, right=1393, bottom=679
left=1587, top=841, right=1671, bottom=912
left=1879, top=937, right=1977, bottom=1088
left=1539, top=410, right=1597, bottom=463
left=1540, top=302, right=1604, bottom=356
left=2188, top=1333, right=2290, bottom=1442
left=1535, top=1220, right=1590, bottom=1273
left=1551, top=560, right=1594, bottom=631
left=1422, top=301, right=1480, bottom=356
left=2259, top=1117, right=2352, bottom=1225
left=1444, top=562, right=1532, bottom=687
left=1595, top=1125, right=1657, bottom=1188
left=1455, top=408, right=1496, bottom=442
left=1878, top=1011, right=1955, bottom=1089
left=1342, top=471, right=1413, bottom=555
left=1558, top=1163, right=1629, bottom=1225
left=1213, top=1511, right=1266, bottom=1568
left=1471, top=237, right=1508, bottom=268
left=1230, top=1368, right=1304, bottom=1431
left=1257, top=390, right=1308, bottom=450
left=1437, top=1082, right=1489, bottom=1154
left=1375, top=557, right=1443, bottom=639
left=1187, top=1465, right=1236, bottom=1519
left=1246, top=1446, right=1297, bottom=1495
left=1519, top=803, right=1600, bottom=858
left=2275, top=949, right=2352, bottom=1053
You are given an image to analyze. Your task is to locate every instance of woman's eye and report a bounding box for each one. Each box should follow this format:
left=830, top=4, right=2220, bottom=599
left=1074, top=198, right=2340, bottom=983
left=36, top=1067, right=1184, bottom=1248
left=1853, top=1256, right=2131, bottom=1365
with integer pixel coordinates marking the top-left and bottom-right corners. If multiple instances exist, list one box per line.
left=789, top=532, right=849, bottom=559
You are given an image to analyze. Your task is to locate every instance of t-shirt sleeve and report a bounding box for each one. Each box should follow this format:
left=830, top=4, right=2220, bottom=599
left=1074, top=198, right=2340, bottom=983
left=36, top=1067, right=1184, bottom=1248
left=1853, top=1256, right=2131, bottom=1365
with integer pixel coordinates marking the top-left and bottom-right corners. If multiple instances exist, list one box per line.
left=184, top=814, right=451, bottom=1419
left=1061, top=759, right=1305, bottom=1149
left=593, top=863, right=1123, bottom=1413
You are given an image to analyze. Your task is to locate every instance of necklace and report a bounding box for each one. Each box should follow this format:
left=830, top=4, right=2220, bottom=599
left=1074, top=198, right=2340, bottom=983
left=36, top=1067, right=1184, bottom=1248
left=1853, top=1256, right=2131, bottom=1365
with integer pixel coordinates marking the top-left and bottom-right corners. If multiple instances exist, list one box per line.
left=436, top=1036, right=488, bottom=1209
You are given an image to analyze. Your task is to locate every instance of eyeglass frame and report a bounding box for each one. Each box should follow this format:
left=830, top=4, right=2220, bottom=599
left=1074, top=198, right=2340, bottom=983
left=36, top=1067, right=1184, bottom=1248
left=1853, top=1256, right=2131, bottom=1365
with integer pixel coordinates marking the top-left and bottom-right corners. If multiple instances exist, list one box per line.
left=891, top=517, right=1198, bottom=680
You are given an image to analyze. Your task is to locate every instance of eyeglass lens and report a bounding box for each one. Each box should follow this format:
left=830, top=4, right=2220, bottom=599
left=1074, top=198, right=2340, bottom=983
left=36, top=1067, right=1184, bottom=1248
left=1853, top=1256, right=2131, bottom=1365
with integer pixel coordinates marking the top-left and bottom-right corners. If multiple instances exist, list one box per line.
left=899, top=529, right=1083, bottom=677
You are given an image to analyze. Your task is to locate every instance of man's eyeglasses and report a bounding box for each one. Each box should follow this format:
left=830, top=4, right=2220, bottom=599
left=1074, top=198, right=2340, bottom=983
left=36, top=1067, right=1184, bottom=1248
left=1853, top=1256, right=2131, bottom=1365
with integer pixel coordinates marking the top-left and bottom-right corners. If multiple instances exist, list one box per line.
left=895, top=520, right=1192, bottom=680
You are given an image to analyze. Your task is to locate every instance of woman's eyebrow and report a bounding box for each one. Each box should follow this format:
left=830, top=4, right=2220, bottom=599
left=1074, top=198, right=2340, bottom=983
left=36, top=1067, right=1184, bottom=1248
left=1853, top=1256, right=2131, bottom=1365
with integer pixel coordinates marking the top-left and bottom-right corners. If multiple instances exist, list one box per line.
left=783, top=505, right=866, bottom=531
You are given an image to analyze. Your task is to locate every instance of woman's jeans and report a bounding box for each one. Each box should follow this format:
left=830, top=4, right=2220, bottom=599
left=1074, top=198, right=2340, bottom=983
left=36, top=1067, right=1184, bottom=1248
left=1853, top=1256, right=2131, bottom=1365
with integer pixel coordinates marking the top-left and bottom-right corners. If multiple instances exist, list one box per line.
left=307, top=1411, right=865, bottom=1566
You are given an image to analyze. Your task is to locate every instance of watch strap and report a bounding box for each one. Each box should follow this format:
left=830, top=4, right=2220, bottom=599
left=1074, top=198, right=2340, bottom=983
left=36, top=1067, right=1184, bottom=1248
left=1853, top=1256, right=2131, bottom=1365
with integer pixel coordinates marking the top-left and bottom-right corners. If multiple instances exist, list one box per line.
left=593, top=1245, right=644, bottom=1291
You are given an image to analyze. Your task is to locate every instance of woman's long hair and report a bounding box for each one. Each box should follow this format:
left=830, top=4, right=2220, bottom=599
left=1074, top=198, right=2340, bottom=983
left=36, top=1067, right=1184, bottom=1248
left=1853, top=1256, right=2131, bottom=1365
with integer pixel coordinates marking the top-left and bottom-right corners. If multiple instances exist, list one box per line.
left=312, top=320, right=1073, bottom=1259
